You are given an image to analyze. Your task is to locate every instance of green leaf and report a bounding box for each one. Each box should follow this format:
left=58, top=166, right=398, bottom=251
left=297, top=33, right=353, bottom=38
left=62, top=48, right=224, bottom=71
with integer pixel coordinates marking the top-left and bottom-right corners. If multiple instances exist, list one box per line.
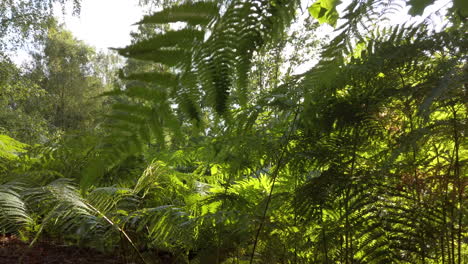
left=121, top=72, right=178, bottom=87
left=0, top=135, right=28, bottom=160
left=308, top=0, right=340, bottom=27
left=118, top=29, right=204, bottom=54
left=210, top=165, right=219, bottom=175
left=407, top=0, right=435, bottom=16
left=453, top=0, right=468, bottom=17
left=137, top=1, right=219, bottom=26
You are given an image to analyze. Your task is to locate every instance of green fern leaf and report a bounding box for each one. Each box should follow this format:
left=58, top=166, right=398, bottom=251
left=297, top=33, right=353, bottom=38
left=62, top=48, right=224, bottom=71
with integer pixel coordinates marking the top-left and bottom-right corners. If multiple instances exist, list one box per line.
left=137, top=1, right=219, bottom=26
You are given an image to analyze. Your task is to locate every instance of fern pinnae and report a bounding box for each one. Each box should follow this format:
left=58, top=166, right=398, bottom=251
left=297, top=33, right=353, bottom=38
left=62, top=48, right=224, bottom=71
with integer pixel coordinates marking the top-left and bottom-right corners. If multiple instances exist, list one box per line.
left=0, top=184, right=32, bottom=233
left=136, top=1, right=219, bottom=26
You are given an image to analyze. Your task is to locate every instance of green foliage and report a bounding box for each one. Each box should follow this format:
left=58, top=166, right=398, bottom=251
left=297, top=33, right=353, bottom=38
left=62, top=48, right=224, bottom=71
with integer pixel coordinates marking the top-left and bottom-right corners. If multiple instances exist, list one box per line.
left=0, top=55, right=50, bottom=143
left=137, top=1, right=219, bottom=26
left=0, top=134, right=28, bottom=175
left=453, top=0, right=468, bottom=17
left=82, top=0, right=301, bottom=189
left=32, top=21, right=108, bottom=132
left=1, top=20, right=114, bottom=144
left=0, top=184, right=32, bottom=234
left=117, top=0, right=299, bottom=115
left=0, top=135, right=28, bottom=160
left=407, top=0, right=435, bottom=15
left=0, top=0, right=81, bottom=51
left=1, top=0, right=467, bottom=264
left=308, top=0, right=340, bottom=27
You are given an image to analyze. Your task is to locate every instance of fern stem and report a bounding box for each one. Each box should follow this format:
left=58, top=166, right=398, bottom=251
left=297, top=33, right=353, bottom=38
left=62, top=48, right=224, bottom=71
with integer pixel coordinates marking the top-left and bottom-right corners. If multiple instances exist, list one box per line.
left=444, top=148, right=453, bottom=264
left=345, top=189, right=349, bottom=264
left=294, top=172, right=298, bottom=264
left=407, top=101, right=427, bottom=263
left=346, top=125, right=360, bottom=264
left=451, top=192, right=456, bottom=264
left=435, top=144, right=446, bottom=264
left=450, top=104, right=462, bottom=264
left=249, top=109, right=299, bottom=264
left=84, top=201, right=149, bottom=264
left=320, top=206, right=329, bottom=264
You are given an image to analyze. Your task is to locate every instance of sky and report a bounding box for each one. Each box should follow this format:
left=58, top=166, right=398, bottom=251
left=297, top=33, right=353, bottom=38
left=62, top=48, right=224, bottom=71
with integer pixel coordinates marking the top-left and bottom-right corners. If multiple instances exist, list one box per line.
left=56, top=0, right=145, bottom=51
left=12, top=0, right=450, bottom=66
left=12, top=0, right=144, bottom=65
left=56, top=0, right=450, bottom=52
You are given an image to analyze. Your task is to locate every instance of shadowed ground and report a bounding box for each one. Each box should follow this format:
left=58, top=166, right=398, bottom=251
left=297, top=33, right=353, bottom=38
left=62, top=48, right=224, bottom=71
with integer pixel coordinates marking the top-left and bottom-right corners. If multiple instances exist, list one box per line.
left=0, top=235, right=124, bottom=264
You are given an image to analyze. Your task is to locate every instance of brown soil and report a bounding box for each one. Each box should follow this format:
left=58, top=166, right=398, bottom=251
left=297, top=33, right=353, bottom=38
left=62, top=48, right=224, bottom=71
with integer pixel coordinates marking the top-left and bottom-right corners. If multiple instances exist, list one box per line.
left=0, top=234, right=125, bottom=264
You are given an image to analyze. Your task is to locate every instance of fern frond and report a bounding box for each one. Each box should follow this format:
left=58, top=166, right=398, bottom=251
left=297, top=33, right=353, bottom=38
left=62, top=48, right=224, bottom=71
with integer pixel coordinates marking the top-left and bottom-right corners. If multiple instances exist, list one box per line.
left=136, top=1, right=219, bottom=26
left=88, top=186, right=137, bottom=214
left=24, top=179, right=93, bottom=233
left=122, top=0, right=300, bottom=115
left=0, top=184, right=32, bottom=233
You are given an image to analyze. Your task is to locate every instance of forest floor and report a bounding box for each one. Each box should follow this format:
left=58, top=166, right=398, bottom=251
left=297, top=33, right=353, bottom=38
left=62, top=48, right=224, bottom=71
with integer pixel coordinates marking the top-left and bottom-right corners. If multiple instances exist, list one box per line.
left=0, top=234, right=125, bottom=264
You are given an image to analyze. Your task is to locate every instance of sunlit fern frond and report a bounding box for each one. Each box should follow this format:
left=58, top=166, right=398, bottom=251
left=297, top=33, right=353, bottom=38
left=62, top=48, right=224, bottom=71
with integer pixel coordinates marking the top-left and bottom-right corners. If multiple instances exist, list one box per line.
left=136, top=1, right=219, bottom=26
left=83, top=0, right=302, bottom=191
left=318, top=0, right=406, bottom=64
left=118, top=0, right=300, bottom=116
left=299, top=23, right=464, bottom=139
left=24, top=179, right=94, bottom=232
left=123, top=204, right=190, bottom=251
left=0, top=183, right=32, bottom=233
left=87, top=186, right=138, bottom=214
left=0, top=134, right=28, bottom=160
